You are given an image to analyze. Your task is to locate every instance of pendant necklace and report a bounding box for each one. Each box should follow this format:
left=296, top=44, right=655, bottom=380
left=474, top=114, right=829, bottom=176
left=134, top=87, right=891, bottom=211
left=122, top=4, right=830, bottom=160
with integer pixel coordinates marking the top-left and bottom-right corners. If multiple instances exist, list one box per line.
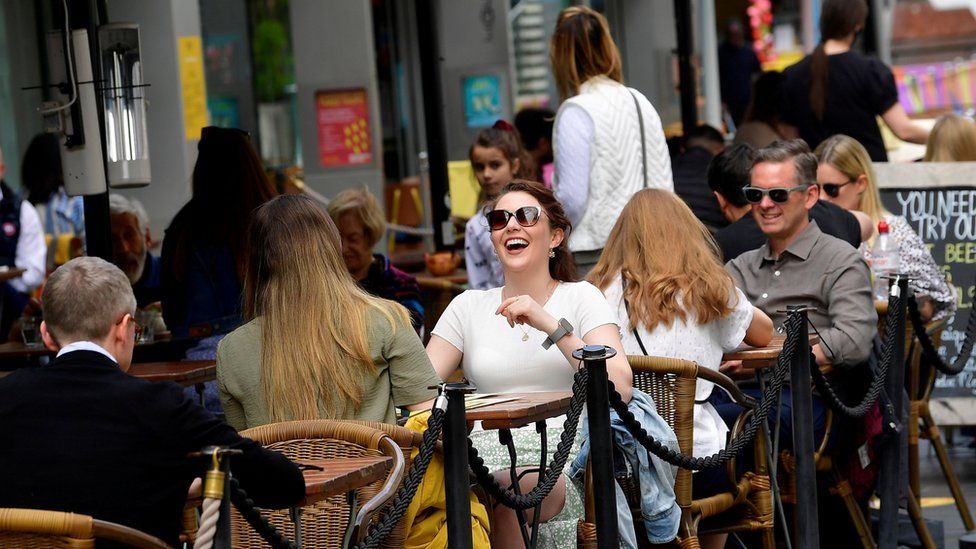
left=507, top=281, right=557, bottom=342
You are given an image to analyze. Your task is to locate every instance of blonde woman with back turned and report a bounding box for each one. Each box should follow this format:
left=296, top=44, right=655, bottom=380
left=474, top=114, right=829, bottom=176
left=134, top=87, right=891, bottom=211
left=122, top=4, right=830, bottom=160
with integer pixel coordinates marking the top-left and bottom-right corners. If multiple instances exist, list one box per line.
left=816, top=135, right=956, bottom=322
left=216, top=195, right=440, bottom=430
left=924, top=114, right=976, bottom=162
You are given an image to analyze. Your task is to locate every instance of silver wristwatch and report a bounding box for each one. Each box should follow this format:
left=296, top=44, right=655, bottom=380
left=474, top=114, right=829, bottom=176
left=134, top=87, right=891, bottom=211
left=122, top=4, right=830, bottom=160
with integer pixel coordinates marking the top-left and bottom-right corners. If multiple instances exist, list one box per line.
left=542, top=318, right=574, bottom=350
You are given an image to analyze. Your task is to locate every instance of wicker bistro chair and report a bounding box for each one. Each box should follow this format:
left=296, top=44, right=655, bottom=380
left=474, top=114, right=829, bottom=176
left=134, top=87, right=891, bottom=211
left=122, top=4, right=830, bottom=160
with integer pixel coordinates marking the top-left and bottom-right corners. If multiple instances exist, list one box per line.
left=233, top=420, right=406, bottom=549
left=0, top=508, right=171, bottom=548
left=577, top=356, right=774, bottom=549
left=904, top=316, right=974, bottom=534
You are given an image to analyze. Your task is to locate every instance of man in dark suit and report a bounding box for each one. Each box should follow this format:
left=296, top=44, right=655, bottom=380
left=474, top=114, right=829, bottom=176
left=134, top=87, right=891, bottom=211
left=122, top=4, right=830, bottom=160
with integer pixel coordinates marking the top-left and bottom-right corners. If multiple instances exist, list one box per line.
left=709, top=142, right=866, bottom=261
left=0, top=256, right=304, bottom=546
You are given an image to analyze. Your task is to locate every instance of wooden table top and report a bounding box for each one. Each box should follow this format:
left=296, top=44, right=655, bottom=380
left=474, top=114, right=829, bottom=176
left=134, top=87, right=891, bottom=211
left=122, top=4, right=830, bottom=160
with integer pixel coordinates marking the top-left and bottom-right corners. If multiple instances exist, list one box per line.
left=721, top=334, right=820, bottom=369
left=466, top=391, right=574, bottom=430
left=0, top=341, right=52, bottom=361
left=0, top=267, right=25, bottom=283
left=300, top=456, right=393, bottom=505
left=128, top=360, right=216, bottom=387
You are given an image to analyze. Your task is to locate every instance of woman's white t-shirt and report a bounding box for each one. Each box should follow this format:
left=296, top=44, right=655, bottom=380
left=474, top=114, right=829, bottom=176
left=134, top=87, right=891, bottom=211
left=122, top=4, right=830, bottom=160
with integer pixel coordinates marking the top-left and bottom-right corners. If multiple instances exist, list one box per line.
left=602, top=275, right=754, bottom=458
left=432, top=281, right=618, bottom=394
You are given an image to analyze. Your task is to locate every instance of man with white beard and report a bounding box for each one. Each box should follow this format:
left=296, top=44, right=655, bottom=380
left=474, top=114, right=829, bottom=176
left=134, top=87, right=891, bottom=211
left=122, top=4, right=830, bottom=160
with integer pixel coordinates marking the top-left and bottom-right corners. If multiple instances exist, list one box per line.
left=109, top=194, right=161, bottom=309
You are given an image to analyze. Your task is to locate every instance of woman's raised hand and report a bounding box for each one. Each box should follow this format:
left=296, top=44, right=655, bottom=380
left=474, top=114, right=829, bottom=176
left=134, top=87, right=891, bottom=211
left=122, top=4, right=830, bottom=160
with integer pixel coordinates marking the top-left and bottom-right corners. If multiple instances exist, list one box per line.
left=495, top=294, right=559, bottom=334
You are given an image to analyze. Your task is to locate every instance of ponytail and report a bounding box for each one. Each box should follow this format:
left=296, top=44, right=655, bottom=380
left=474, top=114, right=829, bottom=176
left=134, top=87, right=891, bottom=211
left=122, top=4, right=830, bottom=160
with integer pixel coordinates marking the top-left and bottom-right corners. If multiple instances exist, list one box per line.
left=809, top=43, right=828, bottom=122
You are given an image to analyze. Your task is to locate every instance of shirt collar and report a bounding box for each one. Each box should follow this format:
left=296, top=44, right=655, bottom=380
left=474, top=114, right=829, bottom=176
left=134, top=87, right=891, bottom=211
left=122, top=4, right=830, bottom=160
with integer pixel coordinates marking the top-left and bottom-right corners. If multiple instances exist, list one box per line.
left=759, top=219, right=822, bottom=265
left=57, top=340, right=118, bottom=363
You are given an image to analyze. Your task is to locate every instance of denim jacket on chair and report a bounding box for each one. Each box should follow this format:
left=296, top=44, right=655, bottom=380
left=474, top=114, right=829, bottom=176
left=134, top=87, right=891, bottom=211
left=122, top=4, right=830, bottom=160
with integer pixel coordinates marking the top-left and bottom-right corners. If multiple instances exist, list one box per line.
left=568, top=388, right=680, bottom=546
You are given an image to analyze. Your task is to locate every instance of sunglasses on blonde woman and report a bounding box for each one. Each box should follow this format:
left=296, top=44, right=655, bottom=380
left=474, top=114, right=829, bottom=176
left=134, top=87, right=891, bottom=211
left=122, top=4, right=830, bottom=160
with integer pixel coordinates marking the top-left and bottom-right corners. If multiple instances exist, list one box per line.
left=486, top=206, right=543, bottom=231
left=820, top=179, right=855, bottom=198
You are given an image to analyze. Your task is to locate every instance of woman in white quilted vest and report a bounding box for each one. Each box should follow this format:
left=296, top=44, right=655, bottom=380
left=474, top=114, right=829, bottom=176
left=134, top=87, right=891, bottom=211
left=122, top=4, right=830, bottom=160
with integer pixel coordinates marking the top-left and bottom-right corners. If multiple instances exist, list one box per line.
left=549, top=6, right=674, bottom=276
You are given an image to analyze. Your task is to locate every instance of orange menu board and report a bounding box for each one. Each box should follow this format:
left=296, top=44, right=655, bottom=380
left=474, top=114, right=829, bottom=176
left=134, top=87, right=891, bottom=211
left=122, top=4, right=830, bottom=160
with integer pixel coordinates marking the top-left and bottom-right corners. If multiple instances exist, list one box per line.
left=316, top=89, right=372, bottom=168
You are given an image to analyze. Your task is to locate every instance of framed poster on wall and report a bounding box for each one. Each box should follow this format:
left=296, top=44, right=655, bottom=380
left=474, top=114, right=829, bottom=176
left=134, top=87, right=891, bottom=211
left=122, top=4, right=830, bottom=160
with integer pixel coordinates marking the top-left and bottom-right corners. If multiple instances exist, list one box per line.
left=462, top=74, right=502, bottom=128
left=316, top=88, right=372, bottom=168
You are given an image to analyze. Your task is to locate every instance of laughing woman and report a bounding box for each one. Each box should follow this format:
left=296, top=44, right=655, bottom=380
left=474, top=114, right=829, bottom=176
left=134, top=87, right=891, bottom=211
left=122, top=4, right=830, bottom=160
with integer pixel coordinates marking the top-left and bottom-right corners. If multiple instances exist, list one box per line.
left=426, top=180, right=633, bottom=547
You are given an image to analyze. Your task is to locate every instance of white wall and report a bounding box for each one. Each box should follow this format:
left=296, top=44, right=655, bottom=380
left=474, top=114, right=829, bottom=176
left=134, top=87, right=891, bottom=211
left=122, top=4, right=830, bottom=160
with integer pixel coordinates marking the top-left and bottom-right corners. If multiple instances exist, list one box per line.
left=109, top=0, right=203, bottom=242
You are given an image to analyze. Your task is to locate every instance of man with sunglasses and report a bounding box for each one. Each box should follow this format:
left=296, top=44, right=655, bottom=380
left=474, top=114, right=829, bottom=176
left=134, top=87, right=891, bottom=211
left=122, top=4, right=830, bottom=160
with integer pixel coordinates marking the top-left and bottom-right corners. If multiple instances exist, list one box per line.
left=718, top=139, right=877, bottom=448
left=0, top=257, right=304, bottom=546
left=709, top=143, right=864, bottom=262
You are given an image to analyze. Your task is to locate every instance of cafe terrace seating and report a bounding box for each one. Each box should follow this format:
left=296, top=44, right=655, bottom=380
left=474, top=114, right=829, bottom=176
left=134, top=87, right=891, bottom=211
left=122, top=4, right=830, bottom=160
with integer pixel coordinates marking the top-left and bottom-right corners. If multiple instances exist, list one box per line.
left=0, top=507, right=169, bottom=548
left=577, top=355, right=774, bottom=549
left=231, top=420, right=405, bottom=548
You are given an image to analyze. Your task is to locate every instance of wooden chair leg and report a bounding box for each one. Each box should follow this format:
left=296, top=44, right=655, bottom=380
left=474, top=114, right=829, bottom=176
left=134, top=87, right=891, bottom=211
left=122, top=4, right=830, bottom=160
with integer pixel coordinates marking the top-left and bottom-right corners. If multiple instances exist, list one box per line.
left=829, top=465, right=875, bottom=549
left=921, top=409, right=976, bottom=531
left=908, top=400, right=922, bottom=504
left=906, top=486, right=937, bottom=549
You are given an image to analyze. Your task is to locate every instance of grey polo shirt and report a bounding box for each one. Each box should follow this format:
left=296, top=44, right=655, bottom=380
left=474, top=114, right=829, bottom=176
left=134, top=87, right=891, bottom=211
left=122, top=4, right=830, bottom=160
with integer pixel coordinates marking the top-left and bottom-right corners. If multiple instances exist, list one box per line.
left=725, top=220, right=877, bottom=368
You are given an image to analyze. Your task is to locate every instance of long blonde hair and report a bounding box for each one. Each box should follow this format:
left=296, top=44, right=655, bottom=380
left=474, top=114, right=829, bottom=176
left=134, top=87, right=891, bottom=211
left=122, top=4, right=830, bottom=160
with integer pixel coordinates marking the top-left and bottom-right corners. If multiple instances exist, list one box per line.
left=549, top=6, right=623, bottom=101
left=243, top=194, right=408, bottom=422
left=924, top=114, right=976, bottom=162
left=814, top=134, right=889, bottom=243
left=588, top=189, right=735, bottom=331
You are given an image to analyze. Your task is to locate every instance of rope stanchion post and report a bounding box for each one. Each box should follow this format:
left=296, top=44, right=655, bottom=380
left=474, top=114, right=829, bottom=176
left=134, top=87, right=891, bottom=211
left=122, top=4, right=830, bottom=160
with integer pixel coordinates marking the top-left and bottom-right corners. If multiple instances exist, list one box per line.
left=880, top=275, right=909, bottom=547
left=573, top=344, right=619, bottom=549
left=786, top=305, right=819, bottom=549
left=440, top=382, right=476, bottom=549
left=192, top=446, right=242, bottom=549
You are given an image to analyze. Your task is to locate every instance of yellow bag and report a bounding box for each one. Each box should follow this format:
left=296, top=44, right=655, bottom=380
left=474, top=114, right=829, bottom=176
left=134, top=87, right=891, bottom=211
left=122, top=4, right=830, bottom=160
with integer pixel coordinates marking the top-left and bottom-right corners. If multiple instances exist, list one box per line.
left=402, top=411, right=491, bottom=549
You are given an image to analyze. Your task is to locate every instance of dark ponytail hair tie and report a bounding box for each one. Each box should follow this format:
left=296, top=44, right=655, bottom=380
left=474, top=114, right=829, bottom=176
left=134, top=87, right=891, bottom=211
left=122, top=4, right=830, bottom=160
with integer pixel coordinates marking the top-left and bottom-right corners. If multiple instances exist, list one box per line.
left=492, top=119, right=515, bottom=132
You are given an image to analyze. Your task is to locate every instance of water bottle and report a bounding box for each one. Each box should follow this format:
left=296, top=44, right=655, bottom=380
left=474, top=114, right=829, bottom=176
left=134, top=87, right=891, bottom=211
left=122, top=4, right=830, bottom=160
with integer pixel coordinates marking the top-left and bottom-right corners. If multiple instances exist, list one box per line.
left=870, top=220, right=900, bottom=301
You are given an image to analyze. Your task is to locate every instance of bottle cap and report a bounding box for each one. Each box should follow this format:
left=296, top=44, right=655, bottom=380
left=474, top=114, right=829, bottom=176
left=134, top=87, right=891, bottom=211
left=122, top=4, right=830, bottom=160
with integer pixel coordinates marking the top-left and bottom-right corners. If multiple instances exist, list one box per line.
left=877, top=220, right=889, bottom=234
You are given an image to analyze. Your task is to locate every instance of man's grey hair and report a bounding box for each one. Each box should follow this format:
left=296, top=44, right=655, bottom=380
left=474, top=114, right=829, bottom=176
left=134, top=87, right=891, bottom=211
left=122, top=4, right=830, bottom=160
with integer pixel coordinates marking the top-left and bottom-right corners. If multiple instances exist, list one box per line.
left=752, top=139, right=818, bottom=187
left=43, top=256, right=137, bottom=343
left=109, top=194, right=149, bottom=236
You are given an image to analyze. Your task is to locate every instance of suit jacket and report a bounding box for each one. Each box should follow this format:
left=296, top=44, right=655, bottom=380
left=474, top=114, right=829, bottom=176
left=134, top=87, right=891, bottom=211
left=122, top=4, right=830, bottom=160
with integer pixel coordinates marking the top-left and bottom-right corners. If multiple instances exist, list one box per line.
left=0, top=350, right=304, bottom=546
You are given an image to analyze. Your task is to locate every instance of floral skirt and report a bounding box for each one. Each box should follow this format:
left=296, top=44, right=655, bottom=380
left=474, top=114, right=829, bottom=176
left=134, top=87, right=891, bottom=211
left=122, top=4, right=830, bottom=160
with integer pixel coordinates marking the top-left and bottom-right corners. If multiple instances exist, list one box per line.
left=469, top=419, right=585, bottom=548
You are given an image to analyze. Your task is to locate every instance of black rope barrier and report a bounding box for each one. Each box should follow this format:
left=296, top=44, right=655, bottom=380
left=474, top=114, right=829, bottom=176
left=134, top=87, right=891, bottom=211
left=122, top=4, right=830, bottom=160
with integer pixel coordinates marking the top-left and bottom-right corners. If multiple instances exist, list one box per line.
left=227, top=405, right=447, bottom=549
left=603, top=312, right=803, bottom=471
left=353, top=406, right=446, bottom=549
left=808, top=290, right=903, bottom=418
left=908, top=295, right=976, bottom=376
left=228, top=475, right=300, bottom=549
left=467, top=367, right=589, bottom=510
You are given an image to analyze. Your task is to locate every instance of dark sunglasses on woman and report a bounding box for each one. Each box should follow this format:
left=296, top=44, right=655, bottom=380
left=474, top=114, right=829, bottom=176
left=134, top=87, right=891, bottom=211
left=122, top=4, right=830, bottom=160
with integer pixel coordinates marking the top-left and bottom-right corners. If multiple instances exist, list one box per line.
left=820, top=179, right=855, bottom=198
left=742, top=184, right=810, bottom=204
left=486, top=206, right=543, bottom=231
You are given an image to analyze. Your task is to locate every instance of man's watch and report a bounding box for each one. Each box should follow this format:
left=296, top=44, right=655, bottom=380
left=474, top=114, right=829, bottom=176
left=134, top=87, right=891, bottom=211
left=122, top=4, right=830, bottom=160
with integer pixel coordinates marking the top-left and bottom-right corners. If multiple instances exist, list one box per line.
left=542, top=318, right=574, bottom=350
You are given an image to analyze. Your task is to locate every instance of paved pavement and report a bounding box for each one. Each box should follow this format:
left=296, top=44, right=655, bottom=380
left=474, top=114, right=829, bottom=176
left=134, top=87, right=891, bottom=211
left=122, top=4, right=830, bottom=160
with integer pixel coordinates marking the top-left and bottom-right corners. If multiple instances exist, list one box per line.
left=915, top=437, right=975, bottom=546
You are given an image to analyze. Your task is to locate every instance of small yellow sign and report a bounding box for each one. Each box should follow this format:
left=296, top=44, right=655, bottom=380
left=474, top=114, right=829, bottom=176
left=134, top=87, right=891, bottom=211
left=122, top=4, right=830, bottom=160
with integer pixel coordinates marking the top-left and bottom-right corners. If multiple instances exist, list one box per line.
left=177, top=36, right=208, bottom=140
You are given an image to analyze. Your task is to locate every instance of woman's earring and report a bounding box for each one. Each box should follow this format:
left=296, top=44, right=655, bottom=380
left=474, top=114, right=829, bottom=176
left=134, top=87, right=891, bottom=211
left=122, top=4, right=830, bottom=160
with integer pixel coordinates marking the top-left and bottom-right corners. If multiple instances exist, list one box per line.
left=548, top=248, right=556, bottom=258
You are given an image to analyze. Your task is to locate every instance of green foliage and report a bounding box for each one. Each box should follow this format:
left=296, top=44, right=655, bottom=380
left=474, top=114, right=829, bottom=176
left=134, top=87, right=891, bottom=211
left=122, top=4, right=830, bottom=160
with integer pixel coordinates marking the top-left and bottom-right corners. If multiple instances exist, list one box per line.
left=250, top=6, right=294, bottom=102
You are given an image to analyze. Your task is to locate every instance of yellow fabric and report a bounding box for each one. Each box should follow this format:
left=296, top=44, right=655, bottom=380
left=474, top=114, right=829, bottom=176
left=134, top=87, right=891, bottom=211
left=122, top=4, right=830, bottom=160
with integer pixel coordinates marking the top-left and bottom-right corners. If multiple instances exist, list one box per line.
left=402, top=411, right=491, bottom=549
left=54, top=234, right=75, bottom=267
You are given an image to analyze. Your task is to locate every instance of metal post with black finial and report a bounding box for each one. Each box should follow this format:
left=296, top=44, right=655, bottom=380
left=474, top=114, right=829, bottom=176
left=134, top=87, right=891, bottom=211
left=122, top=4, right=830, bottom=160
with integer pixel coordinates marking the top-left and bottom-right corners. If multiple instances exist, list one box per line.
left=572, top=344, right=619, bottom=549
left=439, top=381, right=476, bottom=549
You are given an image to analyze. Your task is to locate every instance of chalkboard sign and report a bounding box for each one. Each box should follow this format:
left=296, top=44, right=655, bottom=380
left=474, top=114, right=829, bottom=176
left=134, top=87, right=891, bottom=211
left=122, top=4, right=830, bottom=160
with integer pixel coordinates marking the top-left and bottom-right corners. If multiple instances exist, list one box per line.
left=880, top=188, right=976, bottom=397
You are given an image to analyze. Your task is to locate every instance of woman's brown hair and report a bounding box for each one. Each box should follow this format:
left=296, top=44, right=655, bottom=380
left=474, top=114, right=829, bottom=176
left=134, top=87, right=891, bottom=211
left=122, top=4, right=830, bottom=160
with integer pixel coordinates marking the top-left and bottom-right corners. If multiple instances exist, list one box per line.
left=809, top=0, right=868, bottom=121
left=488, top=180, right=578, bottom=282
left=244, top=194, right=408, bottom=422
left=549, top=6, right=623, bottom=101
left=588, top=189, right=736, bottom=331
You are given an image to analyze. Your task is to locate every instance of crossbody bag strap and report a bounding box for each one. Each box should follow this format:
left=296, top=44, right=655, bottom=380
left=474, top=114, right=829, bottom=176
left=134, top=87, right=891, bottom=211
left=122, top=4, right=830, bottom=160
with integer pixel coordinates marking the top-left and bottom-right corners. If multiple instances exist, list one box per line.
left=629, top=89, right=648, bottom=188
left=621, top=277, right=650, bottom=355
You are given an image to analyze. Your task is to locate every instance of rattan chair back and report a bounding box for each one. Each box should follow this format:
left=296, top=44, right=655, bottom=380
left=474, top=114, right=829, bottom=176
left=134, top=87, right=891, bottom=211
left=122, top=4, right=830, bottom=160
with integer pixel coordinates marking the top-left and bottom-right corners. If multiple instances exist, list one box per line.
left=0, top=508, right=170, bottom=549
left=233, top=420, right=405, bottom=549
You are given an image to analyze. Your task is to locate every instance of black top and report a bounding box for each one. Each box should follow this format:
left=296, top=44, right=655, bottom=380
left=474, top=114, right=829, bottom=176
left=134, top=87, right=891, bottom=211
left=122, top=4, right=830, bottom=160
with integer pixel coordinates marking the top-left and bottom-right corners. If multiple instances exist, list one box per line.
left=714, top=200, right=861, bottom=262
left=672, top=146, right=728, bottom=233
left=780, top=51, right=899, bottom=161
left=718, top=42, right=762, bottom=125
left=0, top=351, right=304, bottom=546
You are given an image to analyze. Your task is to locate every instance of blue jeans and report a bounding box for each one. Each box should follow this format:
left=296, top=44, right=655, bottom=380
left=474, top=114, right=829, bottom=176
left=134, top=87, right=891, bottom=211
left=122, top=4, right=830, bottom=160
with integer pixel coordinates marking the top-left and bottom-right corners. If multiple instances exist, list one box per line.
left=709, top=387, right=835, bottom=453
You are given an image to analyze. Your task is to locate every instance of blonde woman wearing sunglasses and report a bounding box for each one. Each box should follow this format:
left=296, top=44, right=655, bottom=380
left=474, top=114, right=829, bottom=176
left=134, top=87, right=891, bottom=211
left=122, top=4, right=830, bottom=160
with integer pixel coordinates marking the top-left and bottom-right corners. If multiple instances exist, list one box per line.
left=815, top=134, right=956, bottom=321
